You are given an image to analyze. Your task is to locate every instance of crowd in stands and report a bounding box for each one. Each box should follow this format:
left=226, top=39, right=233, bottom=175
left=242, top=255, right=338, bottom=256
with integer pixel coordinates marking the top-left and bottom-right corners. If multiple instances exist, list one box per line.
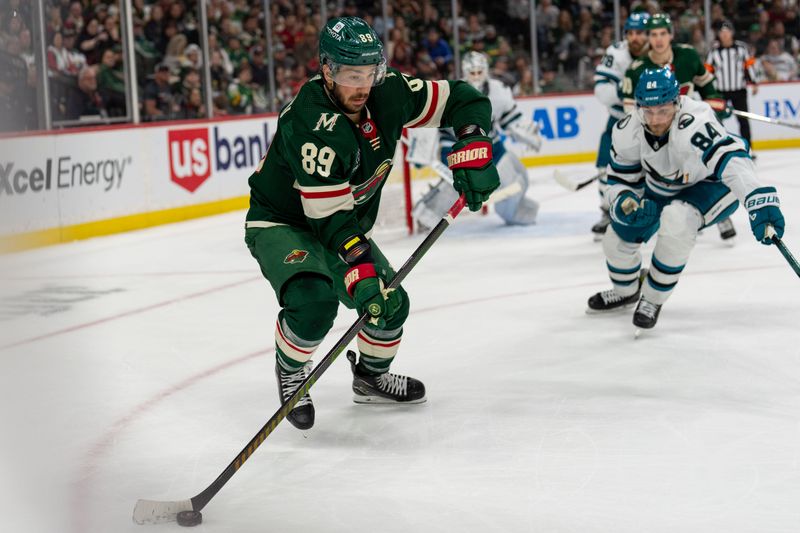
left=1, top=0, right=799, bottom=133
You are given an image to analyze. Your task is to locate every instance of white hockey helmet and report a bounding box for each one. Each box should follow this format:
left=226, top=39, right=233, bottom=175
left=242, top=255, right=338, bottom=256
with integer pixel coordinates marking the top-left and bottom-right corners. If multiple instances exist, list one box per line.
left=462, top=51, right=489, bottom=89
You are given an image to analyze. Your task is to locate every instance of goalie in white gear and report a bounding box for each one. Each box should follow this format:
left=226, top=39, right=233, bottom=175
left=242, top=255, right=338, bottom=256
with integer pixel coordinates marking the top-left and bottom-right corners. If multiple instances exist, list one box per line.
left=586, top=67, right=785, bottom=331
left=411, top=51, right=542, bottom=229
left=590, top=11, right=649, bottom=239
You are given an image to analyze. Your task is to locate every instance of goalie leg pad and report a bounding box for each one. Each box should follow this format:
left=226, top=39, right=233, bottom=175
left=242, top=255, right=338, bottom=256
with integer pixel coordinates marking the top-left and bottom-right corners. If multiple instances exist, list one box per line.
left=642, top=201, right=701, bottom=305
left=412, top=178, right=459, bottom=230
left=602, top=226, right=644, bottom=297
left=493, top=153, right=537, bottom=225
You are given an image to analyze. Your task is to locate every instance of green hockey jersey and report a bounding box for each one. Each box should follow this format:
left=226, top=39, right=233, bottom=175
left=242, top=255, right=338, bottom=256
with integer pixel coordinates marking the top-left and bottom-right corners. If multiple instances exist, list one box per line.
left=246, top=68, right=491, bottom=253
left=621, top=44, right=721, bottom=108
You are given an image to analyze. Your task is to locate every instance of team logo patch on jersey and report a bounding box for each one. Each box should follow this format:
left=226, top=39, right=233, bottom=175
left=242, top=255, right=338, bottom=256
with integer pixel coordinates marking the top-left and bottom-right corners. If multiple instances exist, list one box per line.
left=678, top=113, right=695, bottom=129
left=351, top=159, right=392, bottom=205
left=284, top=249, right=309, bottom=264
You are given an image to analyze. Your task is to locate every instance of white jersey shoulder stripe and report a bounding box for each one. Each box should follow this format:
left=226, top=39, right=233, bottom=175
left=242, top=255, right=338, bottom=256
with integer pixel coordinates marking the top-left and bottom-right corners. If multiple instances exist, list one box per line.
left=404, top=80, right=451, bottom=128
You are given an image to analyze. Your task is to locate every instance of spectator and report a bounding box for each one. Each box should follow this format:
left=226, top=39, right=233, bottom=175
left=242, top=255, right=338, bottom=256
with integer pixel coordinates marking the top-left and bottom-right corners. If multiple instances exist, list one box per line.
left=760, top=39, right=798, bottom=80
left=97, top=48, right=125, bottom=116
left=64, top=1, right=84, bottom=37
left=182, top=43, right=203, bottom=72
left=68, top=65, right=105, bottom=119
left=513, top=67, right=536, bottom=96
left=249, top=45, right=269, bottom=87
left=227, top=63, right=253, bottom=114
left=143, top=62, right=178, bottom=120
left=143, top=3, right=166, bottom=53
left=208, top=31, right=233, bottom=76
left=421, top=26, right=453, bottom=76
left=272, top=42, right=296, bottom=73
left=293, top=24, right=318, bottom=72
left=225, top=35, right=248, bottom=73
left=78, top=18, right=109, bottom=65
left=209, top=49, right=230, bottom=99
left=390, top=38, right=416, bottom=75
left=47, top=31, right=75, bottom=76
left=178, top=86, right=205, bottom=119
left=163, top=32, right=188, bottom=71
left=769, top=19, right=799, bottom=56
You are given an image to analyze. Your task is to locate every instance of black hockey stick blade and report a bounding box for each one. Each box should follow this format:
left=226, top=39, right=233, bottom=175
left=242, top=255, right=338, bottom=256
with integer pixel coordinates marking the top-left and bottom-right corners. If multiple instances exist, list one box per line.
left=553, top=168, right=601, bottom=191
left=133, top=194, right=468, bottom=525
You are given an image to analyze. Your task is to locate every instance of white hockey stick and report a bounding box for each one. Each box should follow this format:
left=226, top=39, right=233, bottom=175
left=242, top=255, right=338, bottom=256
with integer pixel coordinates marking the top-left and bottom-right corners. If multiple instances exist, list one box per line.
left=553, top=168, right=603, bottom=192
left=732, top=109, right=800, bottom=130
left=427, top=159, right=522, bottom=205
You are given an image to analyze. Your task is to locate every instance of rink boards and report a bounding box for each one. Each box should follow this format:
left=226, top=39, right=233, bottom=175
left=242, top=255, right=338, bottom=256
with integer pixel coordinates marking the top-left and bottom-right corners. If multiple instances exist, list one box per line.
left=1, top=81, right=798, bottom=250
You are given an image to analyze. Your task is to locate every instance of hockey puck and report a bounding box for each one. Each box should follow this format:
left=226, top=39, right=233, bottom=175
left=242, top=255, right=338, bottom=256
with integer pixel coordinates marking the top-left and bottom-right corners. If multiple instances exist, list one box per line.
left=176, top=510, right=203, bottom=527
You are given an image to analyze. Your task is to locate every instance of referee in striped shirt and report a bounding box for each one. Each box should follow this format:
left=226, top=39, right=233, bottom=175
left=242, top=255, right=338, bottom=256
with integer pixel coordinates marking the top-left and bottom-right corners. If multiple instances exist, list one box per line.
left=706, top=21, right=759, bottom=148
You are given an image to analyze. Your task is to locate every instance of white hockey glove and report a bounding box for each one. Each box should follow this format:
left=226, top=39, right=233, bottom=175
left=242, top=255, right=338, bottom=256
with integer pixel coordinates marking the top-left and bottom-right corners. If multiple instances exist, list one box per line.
left=508, top=120, right=542, bottom=152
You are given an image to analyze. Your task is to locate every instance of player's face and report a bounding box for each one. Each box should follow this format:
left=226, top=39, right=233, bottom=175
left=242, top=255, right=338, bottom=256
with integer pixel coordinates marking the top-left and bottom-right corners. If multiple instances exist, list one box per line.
left=648, top=28, right=672, bottom=54
left=323, top=64, right=373, bottom=114
left=465, top=67, right=487, bottom=88
left=640, top=102, right=677, bottom=135
left=626, top=29, right=647, bottom=56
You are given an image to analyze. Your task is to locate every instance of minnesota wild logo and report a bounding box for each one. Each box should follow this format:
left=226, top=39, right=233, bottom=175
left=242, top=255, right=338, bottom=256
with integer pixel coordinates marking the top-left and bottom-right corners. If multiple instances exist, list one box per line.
left=351, top=159, right=392, bottom=205
left=284, top=249, right=309, bottom=264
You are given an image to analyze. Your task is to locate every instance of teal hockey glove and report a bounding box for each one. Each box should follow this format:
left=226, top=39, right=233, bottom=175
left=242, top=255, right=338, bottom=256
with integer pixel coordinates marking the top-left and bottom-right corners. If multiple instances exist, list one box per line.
left=745, top=186, right=784, bottom=245
left=344, top=263, right=402, bottom=328
left=447, top=135, right=500, bottom=212
left=610, top=191, right=659, bottom=228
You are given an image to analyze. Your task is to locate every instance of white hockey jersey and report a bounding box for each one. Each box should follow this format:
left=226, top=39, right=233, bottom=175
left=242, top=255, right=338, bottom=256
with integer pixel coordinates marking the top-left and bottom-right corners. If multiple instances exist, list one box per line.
left=606, top=97, right=761, bottom=212
left=594, top=40, right=634, bottom=120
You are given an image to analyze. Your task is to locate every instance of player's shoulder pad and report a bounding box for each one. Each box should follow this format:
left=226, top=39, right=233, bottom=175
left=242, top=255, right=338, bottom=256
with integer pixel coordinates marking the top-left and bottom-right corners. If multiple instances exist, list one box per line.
left=674, top=44, right=701, bottom=59
left=488, top=77, right=512, bottom=95
left=672, top=98, right=719, bottom=147
left=611, top=112, right=641, bottom=152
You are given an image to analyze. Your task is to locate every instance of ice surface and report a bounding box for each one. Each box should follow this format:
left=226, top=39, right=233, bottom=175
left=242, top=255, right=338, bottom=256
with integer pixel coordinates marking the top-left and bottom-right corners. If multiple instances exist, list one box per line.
left=1, top=152, right=799, bottom=533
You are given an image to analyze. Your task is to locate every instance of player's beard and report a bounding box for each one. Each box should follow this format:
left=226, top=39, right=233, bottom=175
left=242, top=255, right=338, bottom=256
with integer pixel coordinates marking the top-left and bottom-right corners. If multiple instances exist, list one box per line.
left=335, top=86, right=370, bottom=114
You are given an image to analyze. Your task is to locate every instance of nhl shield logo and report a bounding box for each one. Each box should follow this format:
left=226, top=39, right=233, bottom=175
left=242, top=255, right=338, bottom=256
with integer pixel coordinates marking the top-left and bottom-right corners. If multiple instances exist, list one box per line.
left=284, top=249, right=309, bottom=264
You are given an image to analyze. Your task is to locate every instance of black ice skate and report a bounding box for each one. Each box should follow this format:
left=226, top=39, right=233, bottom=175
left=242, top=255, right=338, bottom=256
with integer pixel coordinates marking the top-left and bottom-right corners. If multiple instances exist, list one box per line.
left=275, top=361, right=315, bottom=430
left=633, top=296, right=662, bottom=330
left=587, top=269, right=647, bottom=313
left=346, top=351, right=426, bottom=404
left=591, top=207, right=611, bottom=241
left=717, top=217, right=736, bottom=241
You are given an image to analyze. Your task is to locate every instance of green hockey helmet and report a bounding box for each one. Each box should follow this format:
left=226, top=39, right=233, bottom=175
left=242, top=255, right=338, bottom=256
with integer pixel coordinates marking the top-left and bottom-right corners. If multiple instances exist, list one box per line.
left=319, top=17, right=387, bottom=87
left=645, top=13, right=673, bottom=32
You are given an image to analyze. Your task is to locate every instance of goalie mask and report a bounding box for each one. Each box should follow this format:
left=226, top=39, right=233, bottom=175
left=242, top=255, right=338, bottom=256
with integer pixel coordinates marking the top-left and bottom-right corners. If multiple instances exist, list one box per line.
left=319, top=17, right=387, bottom=88
left=462, top=51, right=489, bottom=90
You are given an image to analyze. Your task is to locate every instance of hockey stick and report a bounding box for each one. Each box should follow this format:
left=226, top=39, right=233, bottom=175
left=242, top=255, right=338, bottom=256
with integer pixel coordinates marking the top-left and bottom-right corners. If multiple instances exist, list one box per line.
left=766, top=225, right=800, bottom=278
left=731, top=109, right=800, bottom=130
left=553, top=168, right=603, bottom=192
left=132, top=194, right=469, bottom=525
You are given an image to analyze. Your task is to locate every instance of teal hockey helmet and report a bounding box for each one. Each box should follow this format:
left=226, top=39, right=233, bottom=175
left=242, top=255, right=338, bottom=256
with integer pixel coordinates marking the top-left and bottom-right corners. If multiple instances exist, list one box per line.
left=624, top=12, right=650, bottom=32
left=319, top=17, right=386, bottom=87
left=635, top=67, right=679, bottom=107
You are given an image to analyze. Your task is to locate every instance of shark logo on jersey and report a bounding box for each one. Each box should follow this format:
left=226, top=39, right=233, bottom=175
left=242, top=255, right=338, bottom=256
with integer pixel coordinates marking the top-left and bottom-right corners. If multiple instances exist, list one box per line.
left=644, top=161, right=688, bottom=185
left=314, top=113, right=340, bottom=132
left=351, top=159, right=391, bottom=205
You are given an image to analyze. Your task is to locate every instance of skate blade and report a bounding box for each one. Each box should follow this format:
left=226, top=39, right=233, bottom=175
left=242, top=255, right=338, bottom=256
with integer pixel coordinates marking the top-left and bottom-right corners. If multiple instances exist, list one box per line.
left=592, top=233, right=605, bottom=242
left=634, top=328, right=643, bottom=339
left=352, top=394, right=427, bottom=405
left=585, top=304, right=636, bottom=315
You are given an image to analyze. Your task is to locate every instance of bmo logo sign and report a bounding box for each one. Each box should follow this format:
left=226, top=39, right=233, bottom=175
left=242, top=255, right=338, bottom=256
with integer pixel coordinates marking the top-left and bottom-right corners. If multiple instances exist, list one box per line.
left=167, top=123, right=272, bottom=193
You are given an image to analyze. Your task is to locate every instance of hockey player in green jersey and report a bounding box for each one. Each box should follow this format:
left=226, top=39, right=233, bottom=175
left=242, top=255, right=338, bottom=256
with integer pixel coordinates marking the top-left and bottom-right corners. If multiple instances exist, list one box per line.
left=622, top=12, right=738, bottom=241
left=244, top=17, right=500, bottom=430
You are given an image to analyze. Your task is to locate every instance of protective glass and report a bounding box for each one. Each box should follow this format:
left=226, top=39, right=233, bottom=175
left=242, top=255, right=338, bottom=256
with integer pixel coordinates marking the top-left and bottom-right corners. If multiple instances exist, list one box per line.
left=328, top=59, right=387, bottom=88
